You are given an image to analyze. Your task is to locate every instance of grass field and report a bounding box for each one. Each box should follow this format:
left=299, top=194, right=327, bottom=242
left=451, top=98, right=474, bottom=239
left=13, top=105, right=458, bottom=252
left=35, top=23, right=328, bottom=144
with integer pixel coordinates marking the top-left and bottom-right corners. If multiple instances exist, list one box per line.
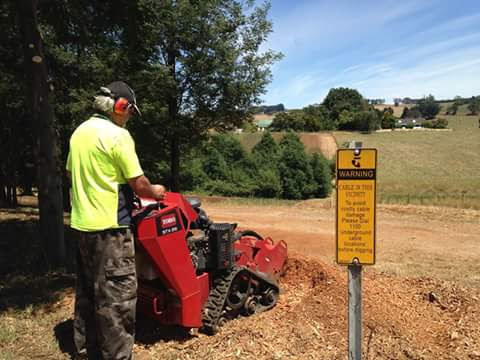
left=334, top=115, right=480, bottom=209
left=235, top=114, right=480, bottom=209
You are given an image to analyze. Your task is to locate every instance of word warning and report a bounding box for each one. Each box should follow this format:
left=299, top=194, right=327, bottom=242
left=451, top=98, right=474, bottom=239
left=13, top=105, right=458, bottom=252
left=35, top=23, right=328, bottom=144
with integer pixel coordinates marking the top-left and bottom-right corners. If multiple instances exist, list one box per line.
left=336, top=148, right=377, bottom=265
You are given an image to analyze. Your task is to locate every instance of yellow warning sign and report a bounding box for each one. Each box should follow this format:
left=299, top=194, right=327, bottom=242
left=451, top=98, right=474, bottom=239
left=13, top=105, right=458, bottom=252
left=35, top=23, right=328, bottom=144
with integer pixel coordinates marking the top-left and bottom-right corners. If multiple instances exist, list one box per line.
left=336, top=149, right=377, bottom=265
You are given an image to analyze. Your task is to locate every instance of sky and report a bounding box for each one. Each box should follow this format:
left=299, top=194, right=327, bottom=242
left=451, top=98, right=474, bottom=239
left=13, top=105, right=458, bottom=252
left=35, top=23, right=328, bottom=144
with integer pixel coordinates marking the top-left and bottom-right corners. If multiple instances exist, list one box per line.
left=260, top=0, right=480, bottom=108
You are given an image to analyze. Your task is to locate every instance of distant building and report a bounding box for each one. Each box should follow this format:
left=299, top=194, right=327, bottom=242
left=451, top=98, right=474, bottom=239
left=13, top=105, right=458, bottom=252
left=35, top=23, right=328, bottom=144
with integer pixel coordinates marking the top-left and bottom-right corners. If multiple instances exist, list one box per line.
left=256, top=119, right=273, bottom=131
left=396, top=118, right=425, bottom=128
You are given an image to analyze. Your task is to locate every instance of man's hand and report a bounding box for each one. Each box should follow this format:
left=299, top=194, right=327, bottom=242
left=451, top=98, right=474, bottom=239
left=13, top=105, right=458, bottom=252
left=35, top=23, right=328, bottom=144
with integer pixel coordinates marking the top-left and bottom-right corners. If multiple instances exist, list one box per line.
left=151, top=184, right=166, bottom=200
left=128, top=175, right=167, bottom=200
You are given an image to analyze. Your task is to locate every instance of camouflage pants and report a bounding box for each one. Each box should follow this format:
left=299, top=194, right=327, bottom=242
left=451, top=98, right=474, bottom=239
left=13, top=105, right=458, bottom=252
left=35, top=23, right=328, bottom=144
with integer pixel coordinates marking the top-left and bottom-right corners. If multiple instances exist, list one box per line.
left=73, top=228, right=137, bottom=360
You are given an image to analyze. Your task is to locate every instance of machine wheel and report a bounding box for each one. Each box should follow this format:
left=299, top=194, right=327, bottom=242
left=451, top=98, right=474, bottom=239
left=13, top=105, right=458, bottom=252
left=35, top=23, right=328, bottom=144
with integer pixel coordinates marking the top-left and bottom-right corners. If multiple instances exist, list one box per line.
left=242, top=296, right=258, bottom=316
left=217, top=315, right=228, bottom=327
left=261, top=288, right=279, bottom=307
left=225, top=271, right=251, bottom=310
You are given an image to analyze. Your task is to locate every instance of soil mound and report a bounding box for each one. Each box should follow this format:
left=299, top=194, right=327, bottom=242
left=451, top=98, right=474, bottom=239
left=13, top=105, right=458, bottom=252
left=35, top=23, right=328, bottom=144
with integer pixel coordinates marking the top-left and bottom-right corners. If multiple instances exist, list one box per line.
left=132, top=254, right=480, bottom=359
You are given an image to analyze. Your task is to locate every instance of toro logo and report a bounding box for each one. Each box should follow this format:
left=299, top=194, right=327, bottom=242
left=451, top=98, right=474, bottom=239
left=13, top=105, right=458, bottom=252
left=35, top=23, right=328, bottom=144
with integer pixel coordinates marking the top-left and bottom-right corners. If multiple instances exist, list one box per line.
left=161, top=214, right=177, bottom=227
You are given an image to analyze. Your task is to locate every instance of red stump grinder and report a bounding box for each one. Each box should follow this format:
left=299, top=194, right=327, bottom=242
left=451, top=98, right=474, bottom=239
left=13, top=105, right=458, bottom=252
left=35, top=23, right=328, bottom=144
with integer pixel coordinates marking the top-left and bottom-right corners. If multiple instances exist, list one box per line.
left=133, top=192, right=288, bottom=334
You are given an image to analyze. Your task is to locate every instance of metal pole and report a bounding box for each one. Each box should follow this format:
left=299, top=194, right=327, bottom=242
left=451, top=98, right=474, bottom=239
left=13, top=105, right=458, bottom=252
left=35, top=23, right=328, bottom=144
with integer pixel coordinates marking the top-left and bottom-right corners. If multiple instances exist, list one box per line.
left=348, top=263, right=362, bottom=360
left=346, top=141, right=363, bottom=360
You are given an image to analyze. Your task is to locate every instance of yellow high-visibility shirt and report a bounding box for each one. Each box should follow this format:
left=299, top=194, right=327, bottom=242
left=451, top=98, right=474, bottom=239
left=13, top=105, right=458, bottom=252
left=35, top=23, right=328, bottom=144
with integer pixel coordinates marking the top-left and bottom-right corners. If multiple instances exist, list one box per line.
left=66, top=114, right=143, bottom=231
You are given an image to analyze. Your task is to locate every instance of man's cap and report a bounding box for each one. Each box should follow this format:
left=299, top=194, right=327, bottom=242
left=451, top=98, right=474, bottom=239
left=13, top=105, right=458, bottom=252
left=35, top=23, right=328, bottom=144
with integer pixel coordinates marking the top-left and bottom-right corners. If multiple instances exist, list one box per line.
left=101, top=81, right=141, bottom=116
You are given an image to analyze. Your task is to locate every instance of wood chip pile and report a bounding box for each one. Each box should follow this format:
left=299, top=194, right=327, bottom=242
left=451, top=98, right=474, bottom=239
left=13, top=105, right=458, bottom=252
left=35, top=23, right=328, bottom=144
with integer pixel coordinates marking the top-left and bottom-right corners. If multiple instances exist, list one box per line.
left=134, top=253, right=480, bottom=360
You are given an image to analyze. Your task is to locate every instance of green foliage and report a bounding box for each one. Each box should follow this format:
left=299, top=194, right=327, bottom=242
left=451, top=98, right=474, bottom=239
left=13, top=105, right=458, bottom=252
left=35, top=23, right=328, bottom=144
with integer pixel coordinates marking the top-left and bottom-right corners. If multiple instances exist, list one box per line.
left=310, top=153, right=332, bottom=198
left=422, top=118, right=449, bottom=129
left=203, top=147, right=230, bottom=181
left=269, top=111, right=303, bottom=131
left=180, top=132, right=330, bottom=199
left=252, top=132, right=280, bottom=162
left=0, top=1, right=36, bottom=204
left=302, top=105, right=333, bottom=130
left=254, top=168, right=283, bottom=198
left=241, top=120, right=258, bottom=133
left=323, top=87, right=366, bottom=128
left=467, top=97, right=480, bottom=115
left=153, top=0, right=283, bottom=189
left=3, top=0, right=282, bottom=196
left=180, top=157, right=209, bottom=190
left=352, top=110, right=381, bottom=133
left=417, top=95, right=440, bottom=119
left=188, top=134, right=257, bottom=197
left=277, top=133, right=315, bottom=199
left=380, top=107, right=397, bottom=129
left=269, top=104, right=332, bottom=132
left=251, top=132, right=281, bottom=197
left=401, top=106, right=422, bottom=119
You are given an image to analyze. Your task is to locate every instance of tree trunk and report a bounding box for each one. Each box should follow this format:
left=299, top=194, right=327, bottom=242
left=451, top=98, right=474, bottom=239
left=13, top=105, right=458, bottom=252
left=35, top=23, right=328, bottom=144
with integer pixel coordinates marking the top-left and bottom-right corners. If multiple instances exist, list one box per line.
left=17, top=0, right=65, bottom=267
left=167, top=41, right=180, bottom=192
left=0, top=183, right=7, bottom=208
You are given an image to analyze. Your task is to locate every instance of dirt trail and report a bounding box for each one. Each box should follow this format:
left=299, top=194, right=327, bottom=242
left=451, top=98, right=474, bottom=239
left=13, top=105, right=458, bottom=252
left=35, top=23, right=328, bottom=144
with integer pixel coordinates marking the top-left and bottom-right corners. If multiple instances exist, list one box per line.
left=202, top=199, right=480, bottom=287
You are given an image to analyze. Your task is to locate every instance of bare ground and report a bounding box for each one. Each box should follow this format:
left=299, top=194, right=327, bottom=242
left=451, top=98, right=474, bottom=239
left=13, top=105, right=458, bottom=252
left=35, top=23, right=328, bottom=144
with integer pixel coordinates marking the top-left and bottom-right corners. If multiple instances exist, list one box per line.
left=1, top=198, right=480, bottom=359
left=299, top=132, right=338, bottom=159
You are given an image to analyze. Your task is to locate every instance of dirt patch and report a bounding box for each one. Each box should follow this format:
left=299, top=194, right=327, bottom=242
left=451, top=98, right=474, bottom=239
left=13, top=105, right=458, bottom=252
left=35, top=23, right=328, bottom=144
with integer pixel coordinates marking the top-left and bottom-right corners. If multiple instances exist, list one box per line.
left=2, top=199, right=480, bottom=359
left=202, top=200, right=480, bottom=287
left=299, top=132, right=338, bottom=159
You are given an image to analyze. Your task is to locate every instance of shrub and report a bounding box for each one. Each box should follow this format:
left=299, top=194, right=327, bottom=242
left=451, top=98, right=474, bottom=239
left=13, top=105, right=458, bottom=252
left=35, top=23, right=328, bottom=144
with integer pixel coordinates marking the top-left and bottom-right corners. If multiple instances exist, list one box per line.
left=434, top=118, right=448, bottom=128
left=252, top=131, right=280, bottom=163
left=180, top=157, right=209, bottom=191
left=353, top=110, right=380, bottom=133
left=202, top=147, right=229, bottom=180
left=417, top=95, right=440, bottom=119
left=254, top=168, right=283, bottom=198
left=278, top=132, right=315, bottom=199
left=310, top=152, right=332, bottom=198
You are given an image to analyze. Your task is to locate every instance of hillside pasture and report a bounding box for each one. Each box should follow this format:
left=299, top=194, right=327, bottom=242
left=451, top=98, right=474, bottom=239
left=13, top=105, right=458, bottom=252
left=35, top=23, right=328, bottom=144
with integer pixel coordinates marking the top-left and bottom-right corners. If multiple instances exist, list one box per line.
left=233, top=132, right=337, bottom=159
left=373, top=104, right=410, bottom=117
left=438, top=102, right=471, bottom=116
left=374, top=102, right=472, bottom=117
left=333, top=115, right=480, bottom=209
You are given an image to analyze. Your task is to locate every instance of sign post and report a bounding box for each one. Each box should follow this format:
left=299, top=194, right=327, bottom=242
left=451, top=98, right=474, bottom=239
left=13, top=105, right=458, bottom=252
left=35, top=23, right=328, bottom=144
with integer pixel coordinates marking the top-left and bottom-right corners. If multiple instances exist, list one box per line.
left=336, top=145, right=377, bottom=360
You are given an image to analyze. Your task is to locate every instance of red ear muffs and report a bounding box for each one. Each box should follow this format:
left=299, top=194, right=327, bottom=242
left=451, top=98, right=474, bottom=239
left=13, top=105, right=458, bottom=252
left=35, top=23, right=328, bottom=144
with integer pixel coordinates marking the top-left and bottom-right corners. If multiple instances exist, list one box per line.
left=113, top=97, right=132, bottom=115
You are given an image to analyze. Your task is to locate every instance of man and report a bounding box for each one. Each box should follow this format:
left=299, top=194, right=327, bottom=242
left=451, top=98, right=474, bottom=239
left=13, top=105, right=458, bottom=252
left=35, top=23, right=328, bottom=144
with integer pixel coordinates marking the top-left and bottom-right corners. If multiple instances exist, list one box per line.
left=67, top=81, right=165, bottom=360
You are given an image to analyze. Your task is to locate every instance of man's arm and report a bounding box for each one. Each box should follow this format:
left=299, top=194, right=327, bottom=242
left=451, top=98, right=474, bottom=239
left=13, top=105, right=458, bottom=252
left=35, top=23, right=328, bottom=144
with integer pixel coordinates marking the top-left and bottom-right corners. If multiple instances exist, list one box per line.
left=127, top=175, right=166, bottom=200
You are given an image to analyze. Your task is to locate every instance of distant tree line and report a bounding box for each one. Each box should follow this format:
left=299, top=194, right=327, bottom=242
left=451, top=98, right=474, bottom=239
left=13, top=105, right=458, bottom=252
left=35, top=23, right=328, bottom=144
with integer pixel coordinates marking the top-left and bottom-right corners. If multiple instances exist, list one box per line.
left=467, top=97, right=480, bottom=115
left=269, top=87, right=396, bottom=133
left=393, top=97, right=418, bottom=105
left=366, top=99, right=385, bottom=105
left=401, top=95, right=440, bottom=120
left=251, top=104, right=285, bottom=114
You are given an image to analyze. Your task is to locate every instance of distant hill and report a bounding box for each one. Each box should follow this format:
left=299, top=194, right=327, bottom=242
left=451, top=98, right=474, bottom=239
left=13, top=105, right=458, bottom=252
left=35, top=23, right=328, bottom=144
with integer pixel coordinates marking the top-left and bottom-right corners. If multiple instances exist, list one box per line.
left=251, top=104, right=285, bottom=114
left=253, top=113, right=275, bottom=122
left=373, top=104, right=411, bottom=118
